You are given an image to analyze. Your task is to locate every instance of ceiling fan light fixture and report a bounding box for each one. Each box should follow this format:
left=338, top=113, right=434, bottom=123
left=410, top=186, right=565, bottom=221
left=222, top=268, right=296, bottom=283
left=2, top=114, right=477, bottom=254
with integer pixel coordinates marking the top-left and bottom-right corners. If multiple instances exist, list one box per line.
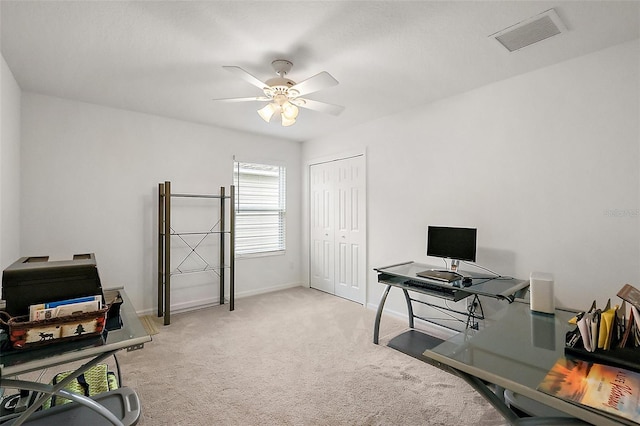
left=257, top=103, right=278, bottom=122
left=220, top=60, right=343, bottom=127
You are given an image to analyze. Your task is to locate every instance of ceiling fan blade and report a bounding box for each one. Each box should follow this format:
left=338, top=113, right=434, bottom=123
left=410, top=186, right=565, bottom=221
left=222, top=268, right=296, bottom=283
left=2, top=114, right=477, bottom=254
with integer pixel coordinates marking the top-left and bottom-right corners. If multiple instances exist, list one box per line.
left=289, top=71, right=338, bottom=97
left=222, top=66, right=268, bottom=90
left=292, top=98, right=345, bottom=116
left=212, top=96, right=270, bottom=102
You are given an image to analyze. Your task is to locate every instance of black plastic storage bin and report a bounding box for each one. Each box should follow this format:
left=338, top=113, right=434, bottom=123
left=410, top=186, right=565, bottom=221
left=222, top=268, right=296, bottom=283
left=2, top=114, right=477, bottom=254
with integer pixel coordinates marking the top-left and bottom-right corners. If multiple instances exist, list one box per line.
left=2, top=254, right=103, bottom=317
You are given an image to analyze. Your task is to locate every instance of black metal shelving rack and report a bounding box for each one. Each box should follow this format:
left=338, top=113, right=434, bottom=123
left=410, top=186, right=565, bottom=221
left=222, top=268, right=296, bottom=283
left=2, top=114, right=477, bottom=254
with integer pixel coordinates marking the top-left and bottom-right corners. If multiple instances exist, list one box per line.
left=157, top=181, right=235, bottom=325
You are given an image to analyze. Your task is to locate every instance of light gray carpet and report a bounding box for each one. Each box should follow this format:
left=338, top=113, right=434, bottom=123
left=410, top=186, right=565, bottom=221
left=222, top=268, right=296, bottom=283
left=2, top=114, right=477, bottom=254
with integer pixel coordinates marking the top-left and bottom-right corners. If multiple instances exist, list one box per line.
left=118, top=287, right=506, bottom=425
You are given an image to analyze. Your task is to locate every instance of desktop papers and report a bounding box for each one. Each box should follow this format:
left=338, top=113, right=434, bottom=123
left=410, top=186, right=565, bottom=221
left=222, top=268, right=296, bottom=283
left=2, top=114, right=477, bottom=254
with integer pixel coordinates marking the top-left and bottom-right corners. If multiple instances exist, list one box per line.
left=29, top=295, right=101, bottom=321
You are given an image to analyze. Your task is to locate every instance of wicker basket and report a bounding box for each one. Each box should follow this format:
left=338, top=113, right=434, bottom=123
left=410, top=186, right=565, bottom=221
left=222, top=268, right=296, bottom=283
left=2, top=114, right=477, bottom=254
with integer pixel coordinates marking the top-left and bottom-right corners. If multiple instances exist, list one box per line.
left=0, top=306, right=108, bottom=349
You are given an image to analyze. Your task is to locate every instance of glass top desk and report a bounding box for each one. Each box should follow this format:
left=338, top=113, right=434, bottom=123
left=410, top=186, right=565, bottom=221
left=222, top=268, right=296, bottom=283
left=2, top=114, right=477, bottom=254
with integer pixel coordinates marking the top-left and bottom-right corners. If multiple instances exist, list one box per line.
left=373, top=261, right=530, bottom=344
left=0, top=287, right=151, bottom=425
left=424, top=302, right=632, bottom=426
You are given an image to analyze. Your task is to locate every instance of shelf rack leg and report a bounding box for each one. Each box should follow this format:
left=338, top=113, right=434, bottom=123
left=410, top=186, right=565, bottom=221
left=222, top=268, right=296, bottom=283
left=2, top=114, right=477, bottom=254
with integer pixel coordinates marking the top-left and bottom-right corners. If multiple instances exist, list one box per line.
left=230, top=185, right=235, bottom=311
left=164, top=181, right=171, bottom=325
left=158, top=183, right=164, bottom=318
left=219, top=186, right=225, bottom=306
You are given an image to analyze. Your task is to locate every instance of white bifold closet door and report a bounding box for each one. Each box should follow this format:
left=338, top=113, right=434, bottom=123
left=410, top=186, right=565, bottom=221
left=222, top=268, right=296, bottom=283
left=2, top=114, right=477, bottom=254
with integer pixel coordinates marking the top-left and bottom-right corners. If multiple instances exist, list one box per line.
left=310, top=155, right=366, bottom=304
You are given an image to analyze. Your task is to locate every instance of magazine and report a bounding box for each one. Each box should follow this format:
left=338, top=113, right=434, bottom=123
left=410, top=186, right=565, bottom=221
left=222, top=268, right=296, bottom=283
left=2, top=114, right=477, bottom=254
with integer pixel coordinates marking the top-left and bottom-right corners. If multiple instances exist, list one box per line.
left=537, top=357, right=640, bottom=423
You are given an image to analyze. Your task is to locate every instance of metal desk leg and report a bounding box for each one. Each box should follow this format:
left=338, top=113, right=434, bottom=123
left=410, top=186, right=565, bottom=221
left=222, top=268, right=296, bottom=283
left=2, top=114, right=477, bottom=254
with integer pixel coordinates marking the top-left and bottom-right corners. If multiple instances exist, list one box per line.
left=402, top=288, right=414, bottom=329
left=448, top=366, right=589, bottom=426
left=373, top=284, right=392, bottom=344
left=1, top=380, right=124, bottom=426
left=2, top=350, right=123, bottom=426
left=449, top=367, right=521, bottom=425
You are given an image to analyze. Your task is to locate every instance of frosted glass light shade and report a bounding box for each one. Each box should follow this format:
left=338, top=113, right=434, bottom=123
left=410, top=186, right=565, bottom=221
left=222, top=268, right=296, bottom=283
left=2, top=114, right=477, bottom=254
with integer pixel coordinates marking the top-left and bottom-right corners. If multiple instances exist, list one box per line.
left=258, top=100, right=298, bottom=126
left=281, top=102, right=299, bottom=120
left=281, top=116, right=296, bottom=127
left=258, top=103, right=278, bottom=122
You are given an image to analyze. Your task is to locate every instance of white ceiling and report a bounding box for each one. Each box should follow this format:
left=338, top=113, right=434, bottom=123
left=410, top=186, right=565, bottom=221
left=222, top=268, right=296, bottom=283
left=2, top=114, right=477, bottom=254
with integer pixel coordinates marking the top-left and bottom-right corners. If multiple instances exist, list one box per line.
left=2, top=1, right=638, bottom=142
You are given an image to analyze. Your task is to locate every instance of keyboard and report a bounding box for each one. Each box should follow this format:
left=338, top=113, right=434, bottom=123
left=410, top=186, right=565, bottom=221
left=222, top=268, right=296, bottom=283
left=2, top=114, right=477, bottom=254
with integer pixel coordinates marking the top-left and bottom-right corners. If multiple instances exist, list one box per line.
left=406, top=279, right=456, bottom=298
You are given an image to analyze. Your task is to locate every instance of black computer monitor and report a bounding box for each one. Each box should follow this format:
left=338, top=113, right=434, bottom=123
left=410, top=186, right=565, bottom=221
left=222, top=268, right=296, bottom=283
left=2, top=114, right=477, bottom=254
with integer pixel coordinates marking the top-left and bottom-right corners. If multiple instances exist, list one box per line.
left=427, top=226, right=477, bottom=270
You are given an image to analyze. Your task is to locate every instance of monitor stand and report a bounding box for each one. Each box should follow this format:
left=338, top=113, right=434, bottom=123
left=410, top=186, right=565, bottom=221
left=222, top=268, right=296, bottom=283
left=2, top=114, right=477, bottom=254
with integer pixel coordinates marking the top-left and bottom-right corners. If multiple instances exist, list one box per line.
left=450, top=259, right=460, bottom=272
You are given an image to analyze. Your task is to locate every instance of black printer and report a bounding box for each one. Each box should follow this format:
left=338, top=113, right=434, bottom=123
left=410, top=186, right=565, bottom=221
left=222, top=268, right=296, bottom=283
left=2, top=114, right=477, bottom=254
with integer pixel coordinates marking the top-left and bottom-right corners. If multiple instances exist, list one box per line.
left=2, top=253, right=103, bottom=317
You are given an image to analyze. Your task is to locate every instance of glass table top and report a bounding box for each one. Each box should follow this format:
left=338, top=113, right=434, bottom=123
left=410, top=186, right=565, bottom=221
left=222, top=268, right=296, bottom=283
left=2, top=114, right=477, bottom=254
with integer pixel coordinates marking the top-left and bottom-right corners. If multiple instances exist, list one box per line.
left=427, top=301, right=575, bottom=388
left=0, top=288, right=151, bottom=377
left=375, top=261, right=529, bottom=299
left=424, top=301, right=632, bottom=425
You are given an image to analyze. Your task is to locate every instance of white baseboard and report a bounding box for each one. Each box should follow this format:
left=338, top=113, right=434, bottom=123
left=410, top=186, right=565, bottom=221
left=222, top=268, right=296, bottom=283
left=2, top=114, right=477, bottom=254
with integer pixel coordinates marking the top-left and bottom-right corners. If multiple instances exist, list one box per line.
left=138, top=282, right=303, bottom=316
left=236, top=281, right=303, bottom=299
left=366, top=302, right=406, bottom=320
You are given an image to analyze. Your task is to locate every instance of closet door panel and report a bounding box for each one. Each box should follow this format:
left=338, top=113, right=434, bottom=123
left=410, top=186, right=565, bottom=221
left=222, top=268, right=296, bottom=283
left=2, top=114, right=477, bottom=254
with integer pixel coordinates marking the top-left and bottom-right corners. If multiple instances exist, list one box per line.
left=334, top=157, right=366, bottom=304
left=310, top=163, right=334, bottom=294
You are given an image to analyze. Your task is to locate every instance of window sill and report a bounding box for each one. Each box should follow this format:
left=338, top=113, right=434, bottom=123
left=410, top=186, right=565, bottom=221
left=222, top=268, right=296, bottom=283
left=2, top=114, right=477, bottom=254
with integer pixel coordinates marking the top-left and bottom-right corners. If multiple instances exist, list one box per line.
left=235, top=250, right=285, bottom=259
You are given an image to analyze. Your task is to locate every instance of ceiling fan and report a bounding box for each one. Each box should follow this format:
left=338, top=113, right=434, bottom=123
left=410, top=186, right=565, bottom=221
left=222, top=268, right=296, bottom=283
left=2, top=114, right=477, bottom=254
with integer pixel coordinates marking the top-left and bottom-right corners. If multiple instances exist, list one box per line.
left=214, top=59, right=344, bottom=127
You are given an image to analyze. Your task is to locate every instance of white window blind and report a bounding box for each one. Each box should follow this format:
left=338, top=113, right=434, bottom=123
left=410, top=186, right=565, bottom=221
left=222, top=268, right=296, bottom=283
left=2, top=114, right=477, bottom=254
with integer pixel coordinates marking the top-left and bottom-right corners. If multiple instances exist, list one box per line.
left=233, top=161, right=286, bottom=255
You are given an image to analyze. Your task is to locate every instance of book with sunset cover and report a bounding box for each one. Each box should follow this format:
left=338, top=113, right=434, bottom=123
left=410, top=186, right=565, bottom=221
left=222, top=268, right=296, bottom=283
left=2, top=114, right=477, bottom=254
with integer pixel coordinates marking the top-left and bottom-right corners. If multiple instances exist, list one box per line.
left=537, top=357, right=640, bottom=423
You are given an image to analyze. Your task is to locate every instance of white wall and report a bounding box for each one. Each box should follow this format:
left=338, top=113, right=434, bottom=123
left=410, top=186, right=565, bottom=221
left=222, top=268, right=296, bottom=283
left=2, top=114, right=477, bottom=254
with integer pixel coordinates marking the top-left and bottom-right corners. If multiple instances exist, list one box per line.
left=303, top=40, right=640, bottom=318
left=20, top=93, right=303, bottom=314
left=0, top=53, right=21, bottom=274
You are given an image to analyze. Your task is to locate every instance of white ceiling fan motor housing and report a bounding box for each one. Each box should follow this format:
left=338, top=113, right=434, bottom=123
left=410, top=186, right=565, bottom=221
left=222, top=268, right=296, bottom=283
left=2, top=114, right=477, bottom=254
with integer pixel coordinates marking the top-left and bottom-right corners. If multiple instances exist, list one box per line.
left=264, top=59, right=298, bottom=99
left=264, top=76, right=298, bottom=99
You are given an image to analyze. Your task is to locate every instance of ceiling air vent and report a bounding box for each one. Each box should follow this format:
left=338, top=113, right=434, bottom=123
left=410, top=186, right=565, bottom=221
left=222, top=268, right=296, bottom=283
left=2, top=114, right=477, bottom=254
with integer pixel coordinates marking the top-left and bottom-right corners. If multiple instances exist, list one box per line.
left=490, top=9, right=567, bottom=52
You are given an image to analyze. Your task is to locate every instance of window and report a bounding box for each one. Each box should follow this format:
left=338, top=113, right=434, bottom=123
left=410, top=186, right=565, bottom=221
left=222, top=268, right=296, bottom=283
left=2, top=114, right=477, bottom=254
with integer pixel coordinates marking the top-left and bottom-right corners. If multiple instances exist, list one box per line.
left=233, top=161, right=286, bottom=256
